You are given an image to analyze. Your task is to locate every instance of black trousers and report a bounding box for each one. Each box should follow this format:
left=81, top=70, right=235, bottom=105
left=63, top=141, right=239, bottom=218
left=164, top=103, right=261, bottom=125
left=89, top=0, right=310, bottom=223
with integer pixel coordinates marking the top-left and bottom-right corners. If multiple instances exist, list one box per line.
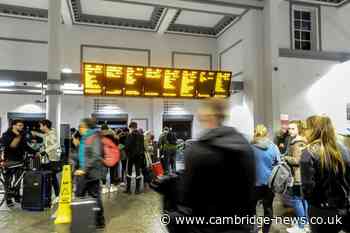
left=75, top=176, right=105, bottom=226
left=309, top=205, right=344, bottom=233
left=42, top=162, right=60, bottom=197
left=127, top=157, right=142, bottom=178
left=253, top=186, right=274, bottom=233
left=4, top=167, right=21, bottom=201
left=121, top=159, right=127, bottom=182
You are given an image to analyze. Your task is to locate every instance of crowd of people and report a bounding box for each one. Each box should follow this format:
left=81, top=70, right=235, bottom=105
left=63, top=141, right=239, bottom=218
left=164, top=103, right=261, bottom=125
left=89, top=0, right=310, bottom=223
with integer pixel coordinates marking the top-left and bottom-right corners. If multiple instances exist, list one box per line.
left=154, top=100, right=350, bottom=233
left=0, top=99, right=350, bottom=233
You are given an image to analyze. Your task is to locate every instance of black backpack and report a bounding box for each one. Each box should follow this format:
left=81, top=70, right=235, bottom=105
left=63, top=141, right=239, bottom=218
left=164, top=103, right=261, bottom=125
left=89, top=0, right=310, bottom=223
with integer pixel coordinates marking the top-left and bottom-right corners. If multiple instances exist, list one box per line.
left=167, top=131, right=177, bottom=145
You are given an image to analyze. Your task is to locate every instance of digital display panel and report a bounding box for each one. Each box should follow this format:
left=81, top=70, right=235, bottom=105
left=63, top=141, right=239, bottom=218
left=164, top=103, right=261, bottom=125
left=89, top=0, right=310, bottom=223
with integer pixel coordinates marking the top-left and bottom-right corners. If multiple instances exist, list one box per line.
left=197, top=71, right=216, bottom=98
left=84, top=63, right=105, bottom=95
left=125, top=67, right=144, bottom=96
left=163, top=69, right=181, bottom=97
left=144, top=68, right=162, bottom=97
left=83, top=63, right=232, bottom=98
left=215, top=72, right=232, bottom=97
left=105, top=65, right=124, bottom=96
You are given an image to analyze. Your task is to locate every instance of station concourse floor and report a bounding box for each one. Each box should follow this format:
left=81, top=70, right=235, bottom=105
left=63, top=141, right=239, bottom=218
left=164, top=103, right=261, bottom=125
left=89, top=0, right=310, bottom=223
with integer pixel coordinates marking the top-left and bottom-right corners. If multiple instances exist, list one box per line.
left=0, top=186, right=296, bottom=233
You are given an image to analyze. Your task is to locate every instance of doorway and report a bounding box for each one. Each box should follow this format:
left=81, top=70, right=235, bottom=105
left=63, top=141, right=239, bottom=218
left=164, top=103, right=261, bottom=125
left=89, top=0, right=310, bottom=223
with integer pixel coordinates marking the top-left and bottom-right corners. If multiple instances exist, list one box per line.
left=92, top=113, right=128, bottom=130
left=163, top=115, right=193, bottom=140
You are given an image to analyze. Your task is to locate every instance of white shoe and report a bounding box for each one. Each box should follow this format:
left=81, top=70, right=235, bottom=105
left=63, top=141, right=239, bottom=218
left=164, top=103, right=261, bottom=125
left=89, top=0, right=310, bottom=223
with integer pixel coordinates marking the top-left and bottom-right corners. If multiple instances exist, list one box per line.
left=286, top=226, right=306, bottom=233
left=53, top=197, right=60, bottom=204
left=111, top=185, right=118, bottom=192
left=102, top=187, right=109, bottom=194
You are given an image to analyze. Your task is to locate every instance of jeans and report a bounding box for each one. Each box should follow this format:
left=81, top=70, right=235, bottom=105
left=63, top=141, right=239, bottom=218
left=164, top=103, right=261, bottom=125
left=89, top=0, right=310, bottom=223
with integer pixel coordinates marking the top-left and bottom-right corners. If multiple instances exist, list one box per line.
left=289, top=194, right=309, bottom=228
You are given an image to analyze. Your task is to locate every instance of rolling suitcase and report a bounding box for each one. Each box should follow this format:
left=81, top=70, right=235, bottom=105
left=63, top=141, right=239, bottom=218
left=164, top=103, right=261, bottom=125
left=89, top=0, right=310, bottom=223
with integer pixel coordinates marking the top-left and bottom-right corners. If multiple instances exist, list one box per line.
left=71, top=198, right=97, bottom=233
left=22, top=171, right=52, bottom=211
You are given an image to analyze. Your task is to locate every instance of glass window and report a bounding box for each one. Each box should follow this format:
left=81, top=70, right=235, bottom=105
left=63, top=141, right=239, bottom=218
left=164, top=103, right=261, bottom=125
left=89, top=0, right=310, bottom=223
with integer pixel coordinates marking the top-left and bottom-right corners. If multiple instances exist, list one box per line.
left=293, top=7, right=317, bottom=51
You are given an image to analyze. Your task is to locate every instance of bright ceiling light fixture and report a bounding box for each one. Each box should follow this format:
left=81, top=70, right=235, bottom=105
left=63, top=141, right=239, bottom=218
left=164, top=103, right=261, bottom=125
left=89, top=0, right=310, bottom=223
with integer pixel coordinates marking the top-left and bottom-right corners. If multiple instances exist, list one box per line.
left=0, top=81, right=15, bottom=87
left=61, top=83, right=82, bottom=90
left=61, top=68, right=73, bottom=74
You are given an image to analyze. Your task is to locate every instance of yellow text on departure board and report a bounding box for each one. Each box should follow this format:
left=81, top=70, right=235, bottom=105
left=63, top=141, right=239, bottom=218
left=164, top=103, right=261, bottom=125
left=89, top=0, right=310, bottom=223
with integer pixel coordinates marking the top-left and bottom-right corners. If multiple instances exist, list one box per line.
left=106, top=65, right=123, bottom=95
left=164, top=69, right=181, bottom=91
left=215, top=72, right=231, bottom=94
left=180, top=71, right=197, bottom=97
left=84, top=64, right=104, bottom=94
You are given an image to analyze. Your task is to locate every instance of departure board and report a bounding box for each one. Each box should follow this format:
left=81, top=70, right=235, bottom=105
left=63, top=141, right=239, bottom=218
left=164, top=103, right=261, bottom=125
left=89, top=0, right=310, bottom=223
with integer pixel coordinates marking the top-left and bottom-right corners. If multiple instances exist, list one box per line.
left=84, top=64, right=105, bottom=95
left=198, top=71, right=216, bottom=98
left=163, top=69, right=181, bottom=97
left=144, top=68, right=162, bottom=97
left=105, top=65, right=124, bottom=95
left=215, top=72, right=231, bottom=97
left=83, top=63, right=232, bottom=98
left=125, top=67, right=144, bottom=96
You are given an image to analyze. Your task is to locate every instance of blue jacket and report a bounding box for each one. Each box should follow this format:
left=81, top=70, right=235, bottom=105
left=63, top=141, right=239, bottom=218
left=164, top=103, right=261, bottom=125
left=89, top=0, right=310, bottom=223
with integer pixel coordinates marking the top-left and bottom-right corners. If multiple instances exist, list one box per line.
left=252, top=138, right=281, bottom=186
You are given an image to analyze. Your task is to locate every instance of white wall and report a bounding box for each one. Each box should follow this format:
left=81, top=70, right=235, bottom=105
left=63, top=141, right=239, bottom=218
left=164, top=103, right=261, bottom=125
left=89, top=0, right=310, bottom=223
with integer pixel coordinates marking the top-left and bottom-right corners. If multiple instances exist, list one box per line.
left=217, top=10, right=264, bottom=137
left=0, top=17, right=217, bottom=138
left=275, top=2, right=350, bottom=132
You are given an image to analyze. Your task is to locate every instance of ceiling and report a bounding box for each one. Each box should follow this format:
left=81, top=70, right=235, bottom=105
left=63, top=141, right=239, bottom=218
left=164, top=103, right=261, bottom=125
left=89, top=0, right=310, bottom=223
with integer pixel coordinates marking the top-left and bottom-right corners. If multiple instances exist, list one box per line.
left=0, top=0, right=347, bottom=37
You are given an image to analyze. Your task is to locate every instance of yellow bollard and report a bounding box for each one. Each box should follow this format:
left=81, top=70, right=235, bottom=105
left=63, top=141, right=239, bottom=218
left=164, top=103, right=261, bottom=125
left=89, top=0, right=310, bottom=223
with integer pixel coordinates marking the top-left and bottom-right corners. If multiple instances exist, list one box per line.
left=54, top=165, right=72, bottom=224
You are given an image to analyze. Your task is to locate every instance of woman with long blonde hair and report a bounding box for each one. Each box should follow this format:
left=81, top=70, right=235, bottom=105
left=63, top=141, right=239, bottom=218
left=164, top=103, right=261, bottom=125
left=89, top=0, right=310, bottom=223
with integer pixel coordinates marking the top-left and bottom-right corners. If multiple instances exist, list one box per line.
left=301, top=115, right=350, bottom=233
left=251, top=124, right=281, bottom=233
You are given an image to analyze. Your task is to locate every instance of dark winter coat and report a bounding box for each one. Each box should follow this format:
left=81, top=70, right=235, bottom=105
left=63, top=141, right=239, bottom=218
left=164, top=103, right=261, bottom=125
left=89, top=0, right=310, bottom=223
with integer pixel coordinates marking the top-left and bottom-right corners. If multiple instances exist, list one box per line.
left=300, top=142, right=350, bottom=208
left=180, top=126, right=256, bottom=233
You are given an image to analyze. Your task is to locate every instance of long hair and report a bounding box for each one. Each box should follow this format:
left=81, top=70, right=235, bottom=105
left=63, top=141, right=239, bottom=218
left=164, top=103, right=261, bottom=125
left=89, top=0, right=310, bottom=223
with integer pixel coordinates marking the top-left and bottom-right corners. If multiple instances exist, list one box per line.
left=252, top=124, right=268, bottom=144
left=306, top=115, right=346, bottom=174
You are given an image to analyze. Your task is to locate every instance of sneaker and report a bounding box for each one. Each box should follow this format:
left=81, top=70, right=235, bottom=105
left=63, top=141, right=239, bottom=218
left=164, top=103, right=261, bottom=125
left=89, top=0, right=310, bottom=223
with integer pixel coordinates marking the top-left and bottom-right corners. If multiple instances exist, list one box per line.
left=101, top=187, right=109, bottom=194
left=286, top=226, right=306, bottom=233
left=53, top=197, right=60, bottom=204
left=111, top=185, right=118, bottom=192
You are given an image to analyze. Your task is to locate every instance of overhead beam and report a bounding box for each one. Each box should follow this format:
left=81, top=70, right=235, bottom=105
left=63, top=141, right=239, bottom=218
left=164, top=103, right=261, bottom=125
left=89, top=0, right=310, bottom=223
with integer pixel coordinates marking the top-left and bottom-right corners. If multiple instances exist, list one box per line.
left=287, top=0, right=343, bottom=7
left=61, top=0, right=73, bottom=25
left=110, top=0, right=254, bottom=15
left=185, top=0, right=264, bottom=9
left=157, top=9, right=178, bottom=34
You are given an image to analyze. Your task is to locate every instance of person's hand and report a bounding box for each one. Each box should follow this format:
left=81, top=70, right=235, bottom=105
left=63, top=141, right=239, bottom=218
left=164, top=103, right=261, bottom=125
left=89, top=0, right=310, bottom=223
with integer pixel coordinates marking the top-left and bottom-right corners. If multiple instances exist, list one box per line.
left=279, top=143, right=285, bottom=148
left=74, top=170, right=85, bottom=176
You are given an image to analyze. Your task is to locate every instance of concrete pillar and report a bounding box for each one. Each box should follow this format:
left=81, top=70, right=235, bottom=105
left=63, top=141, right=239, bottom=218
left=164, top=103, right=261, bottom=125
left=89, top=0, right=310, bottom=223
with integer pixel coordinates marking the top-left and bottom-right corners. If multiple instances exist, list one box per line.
left=47, top=0, right=62, bottom=139
left=263, top=0, right=281, bottom=134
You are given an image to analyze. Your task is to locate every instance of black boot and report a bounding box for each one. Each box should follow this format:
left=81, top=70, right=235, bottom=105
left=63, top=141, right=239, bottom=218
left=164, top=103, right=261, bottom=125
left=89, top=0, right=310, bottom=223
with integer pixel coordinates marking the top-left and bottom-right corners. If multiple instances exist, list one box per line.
left=135, top=177, right=142, bottom=195
left=123, top=177, right=131, bottom=194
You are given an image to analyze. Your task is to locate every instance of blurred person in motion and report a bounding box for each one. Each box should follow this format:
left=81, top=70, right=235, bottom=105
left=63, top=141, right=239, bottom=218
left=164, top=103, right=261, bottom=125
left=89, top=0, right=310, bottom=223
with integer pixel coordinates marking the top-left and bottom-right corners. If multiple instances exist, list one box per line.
left=124, top=122, right=145, bottom=194
left=101, top=124, right=119, bottom=188
left=74, top=118, right=106, bottom=229
left=155, top=99, right=256, bottom=233
left=251, top=124, right=281, bottom=233
left=301, top=115, right=350, bottom=233
left=284, top=120, right=308, bottom=233
left=1, top=120, right=29, bottom=206
left=32, top=119, right=61, bottom=202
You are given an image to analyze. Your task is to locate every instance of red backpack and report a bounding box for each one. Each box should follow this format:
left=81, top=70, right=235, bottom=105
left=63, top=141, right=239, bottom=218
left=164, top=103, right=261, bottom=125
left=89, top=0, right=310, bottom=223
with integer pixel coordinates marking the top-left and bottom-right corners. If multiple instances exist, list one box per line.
left=86, top=134, right=120, bottom=167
